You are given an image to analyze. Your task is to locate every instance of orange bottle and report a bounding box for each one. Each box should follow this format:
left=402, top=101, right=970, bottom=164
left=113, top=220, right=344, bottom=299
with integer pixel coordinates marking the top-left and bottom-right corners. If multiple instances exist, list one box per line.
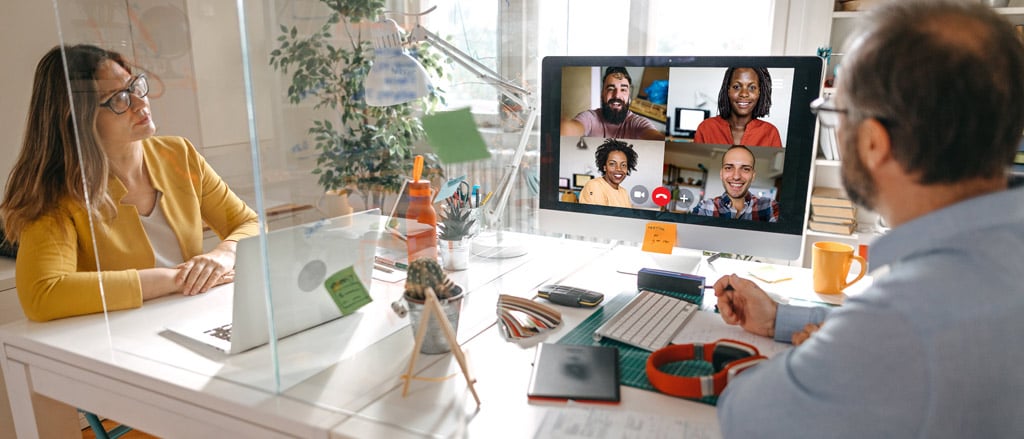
left=405, top=179, right=438, bottom=263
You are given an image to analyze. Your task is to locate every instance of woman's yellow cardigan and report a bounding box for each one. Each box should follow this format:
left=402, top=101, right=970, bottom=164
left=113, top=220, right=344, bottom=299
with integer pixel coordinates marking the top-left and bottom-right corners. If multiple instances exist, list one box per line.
left=15, top=136, right=259, bottom=321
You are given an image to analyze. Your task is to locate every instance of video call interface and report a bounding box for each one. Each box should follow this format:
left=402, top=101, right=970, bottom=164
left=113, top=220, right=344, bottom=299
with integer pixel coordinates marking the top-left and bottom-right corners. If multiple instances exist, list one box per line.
left=547, top=59, right=819, bottom=230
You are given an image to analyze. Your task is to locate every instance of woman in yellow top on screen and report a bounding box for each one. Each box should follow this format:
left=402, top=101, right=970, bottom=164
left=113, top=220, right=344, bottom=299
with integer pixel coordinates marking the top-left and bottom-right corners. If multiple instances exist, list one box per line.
left=694, top=67, right=782, bottom=148
left=0, top=44, right=259, bottom=321
left=579, top=139, right=638, bottom=208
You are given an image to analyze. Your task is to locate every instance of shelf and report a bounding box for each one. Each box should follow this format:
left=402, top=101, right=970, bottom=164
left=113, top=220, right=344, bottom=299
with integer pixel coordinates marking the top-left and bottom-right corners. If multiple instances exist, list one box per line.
left=815, top=159, right=841, bottom=167
left=806, top=229, right=860, bottom=240
left=832, top=11, right=861, bottom=19
left=834, top=6, right=1024, bottom=19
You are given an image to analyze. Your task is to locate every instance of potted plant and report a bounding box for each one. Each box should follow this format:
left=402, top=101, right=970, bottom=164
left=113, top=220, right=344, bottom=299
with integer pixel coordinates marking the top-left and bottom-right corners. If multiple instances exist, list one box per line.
left=437, top=203, right=477, bottom=271
left=403, top=257, right=463, bottom=354
left=268, top=0, right=447, bottom=210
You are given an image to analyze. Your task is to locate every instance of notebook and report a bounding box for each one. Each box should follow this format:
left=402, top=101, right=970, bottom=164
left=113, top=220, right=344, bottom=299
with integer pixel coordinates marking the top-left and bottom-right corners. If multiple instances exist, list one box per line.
left=527, top=343, right=620, bottom=404
left=166, top=209, right=380, bottom=354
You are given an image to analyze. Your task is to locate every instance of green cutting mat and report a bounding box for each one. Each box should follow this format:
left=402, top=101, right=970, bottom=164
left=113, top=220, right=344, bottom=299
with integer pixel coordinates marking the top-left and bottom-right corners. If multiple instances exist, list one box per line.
left=556, top=292, right=718, bottom=405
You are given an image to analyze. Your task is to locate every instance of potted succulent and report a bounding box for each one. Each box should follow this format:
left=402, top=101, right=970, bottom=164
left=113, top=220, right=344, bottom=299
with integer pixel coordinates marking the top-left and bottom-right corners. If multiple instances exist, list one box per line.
left=403, top=257, right=464, bottom=354
left=268, top=0, right=447, bottom=210
left=437, top=203, right=477, bottom=271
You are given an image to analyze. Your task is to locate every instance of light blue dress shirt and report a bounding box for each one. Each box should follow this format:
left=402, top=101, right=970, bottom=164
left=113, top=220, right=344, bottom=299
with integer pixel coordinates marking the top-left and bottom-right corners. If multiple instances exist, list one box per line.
left=718, top=186, right=1024, bottom=438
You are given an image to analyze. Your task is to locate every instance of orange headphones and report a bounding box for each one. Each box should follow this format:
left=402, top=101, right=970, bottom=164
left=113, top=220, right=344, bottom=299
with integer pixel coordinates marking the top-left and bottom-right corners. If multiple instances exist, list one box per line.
left=646, top=339, right=767, bottom=399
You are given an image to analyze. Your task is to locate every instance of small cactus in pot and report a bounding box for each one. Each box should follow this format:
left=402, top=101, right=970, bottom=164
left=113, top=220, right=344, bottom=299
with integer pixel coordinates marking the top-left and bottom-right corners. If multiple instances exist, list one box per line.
left=404, top=257, right=462, bottom=301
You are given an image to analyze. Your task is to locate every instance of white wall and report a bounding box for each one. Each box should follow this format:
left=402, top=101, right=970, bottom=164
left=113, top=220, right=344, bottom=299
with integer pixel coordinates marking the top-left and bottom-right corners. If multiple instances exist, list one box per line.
left=0, top=0, right=321, bottom=213
left=0, top=3, right=62, bottom=201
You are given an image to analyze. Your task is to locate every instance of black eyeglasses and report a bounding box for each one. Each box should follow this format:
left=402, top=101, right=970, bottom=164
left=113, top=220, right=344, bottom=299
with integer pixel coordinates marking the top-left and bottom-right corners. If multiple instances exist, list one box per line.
left=810, top=96, right=848, bottom=128
left=99, top=74, right=149, bottom=115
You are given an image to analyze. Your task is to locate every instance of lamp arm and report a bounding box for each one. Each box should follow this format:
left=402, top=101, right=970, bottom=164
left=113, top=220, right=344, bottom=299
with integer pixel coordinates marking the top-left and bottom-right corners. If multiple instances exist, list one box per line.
left=480, top=108, right=538, bottom=230
left=408, top=24, right=531, bottom=110
left=405, top=22, right=536, bottom=232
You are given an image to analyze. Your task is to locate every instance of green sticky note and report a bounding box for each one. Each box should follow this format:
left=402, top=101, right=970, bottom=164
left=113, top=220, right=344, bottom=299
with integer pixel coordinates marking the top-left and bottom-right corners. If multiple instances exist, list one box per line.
left=421, top=108, right=492, bottom=164
left=323, top=266, right=372, bottom=315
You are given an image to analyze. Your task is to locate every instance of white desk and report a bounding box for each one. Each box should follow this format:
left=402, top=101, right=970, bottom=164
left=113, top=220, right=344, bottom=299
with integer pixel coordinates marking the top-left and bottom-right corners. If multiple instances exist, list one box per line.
left=0, top=235, right=861, bottom=438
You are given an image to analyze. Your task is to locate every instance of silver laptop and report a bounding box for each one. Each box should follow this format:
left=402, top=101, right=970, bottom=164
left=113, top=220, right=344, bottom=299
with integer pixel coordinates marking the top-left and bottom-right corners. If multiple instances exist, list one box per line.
left=167, top=209, right=381, bottom=354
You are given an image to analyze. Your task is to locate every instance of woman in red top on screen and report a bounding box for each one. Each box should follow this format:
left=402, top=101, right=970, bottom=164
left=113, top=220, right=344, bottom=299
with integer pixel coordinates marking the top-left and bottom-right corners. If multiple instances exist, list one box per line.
left=693, top=67, right=782, bottom=148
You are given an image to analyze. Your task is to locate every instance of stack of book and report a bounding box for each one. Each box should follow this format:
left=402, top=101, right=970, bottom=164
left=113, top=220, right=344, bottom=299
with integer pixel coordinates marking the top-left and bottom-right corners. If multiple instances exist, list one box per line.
left=808, top=187, right=857, bottom=235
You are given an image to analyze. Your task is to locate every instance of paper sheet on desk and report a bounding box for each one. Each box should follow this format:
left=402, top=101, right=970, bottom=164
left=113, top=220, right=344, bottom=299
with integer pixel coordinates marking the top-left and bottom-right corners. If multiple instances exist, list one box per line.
left=372, top=266, right=407, bottom=283
left=535, top=406, right=719, bottom=439
left=676, top=311, right=790, bottom=358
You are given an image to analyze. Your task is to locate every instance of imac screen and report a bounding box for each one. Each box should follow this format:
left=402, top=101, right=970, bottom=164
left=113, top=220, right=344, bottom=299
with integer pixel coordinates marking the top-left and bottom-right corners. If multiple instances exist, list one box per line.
left=539, top=56, right=823, bottom=261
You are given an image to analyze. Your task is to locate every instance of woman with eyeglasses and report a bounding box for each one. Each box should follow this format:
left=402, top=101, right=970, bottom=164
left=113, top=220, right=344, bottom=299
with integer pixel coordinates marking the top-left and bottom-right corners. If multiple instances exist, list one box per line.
left=0, top=44, right=258, bottom=321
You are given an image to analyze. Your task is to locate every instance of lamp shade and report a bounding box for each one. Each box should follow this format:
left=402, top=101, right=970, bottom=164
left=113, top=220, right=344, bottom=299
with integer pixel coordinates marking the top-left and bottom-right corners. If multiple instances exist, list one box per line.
left=365, top=19, right=432, bottom=107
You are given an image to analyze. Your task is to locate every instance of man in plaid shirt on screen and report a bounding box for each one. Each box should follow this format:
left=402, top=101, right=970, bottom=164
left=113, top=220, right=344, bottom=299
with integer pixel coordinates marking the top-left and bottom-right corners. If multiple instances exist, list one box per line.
left=693, top=145, right=778, bottom=222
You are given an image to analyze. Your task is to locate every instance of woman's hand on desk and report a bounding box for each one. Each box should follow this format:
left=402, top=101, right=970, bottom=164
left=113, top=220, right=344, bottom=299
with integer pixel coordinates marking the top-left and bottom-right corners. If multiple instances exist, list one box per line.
left=139, top=266, right=235, bottom=300
left=177, top=240, right=238, bottom=296
left=713, top=274, right=778, bottom=339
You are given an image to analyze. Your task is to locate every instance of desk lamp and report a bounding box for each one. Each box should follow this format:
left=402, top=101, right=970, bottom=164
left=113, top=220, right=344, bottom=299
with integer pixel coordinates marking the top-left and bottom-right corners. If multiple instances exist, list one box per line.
left=365, top=10, right=537, bottom=258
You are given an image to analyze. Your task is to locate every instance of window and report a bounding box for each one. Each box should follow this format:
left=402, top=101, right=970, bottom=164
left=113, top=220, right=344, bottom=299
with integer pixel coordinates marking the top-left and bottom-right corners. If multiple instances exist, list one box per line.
left=412, top=0, right=502, bottom=115
left=409, top=0, right=777, bottom=113
left=396, top=0, right=781, bottom=234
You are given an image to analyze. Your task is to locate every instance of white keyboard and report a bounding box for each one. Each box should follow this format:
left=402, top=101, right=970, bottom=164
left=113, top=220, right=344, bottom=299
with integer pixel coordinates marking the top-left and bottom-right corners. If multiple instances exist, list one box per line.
left=593, top=290, right=698, bottom=352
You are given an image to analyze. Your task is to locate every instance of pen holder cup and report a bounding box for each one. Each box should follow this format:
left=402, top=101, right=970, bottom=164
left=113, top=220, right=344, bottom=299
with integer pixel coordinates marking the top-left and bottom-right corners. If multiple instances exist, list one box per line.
left=404, top=288, right=464, bottom=354
left=439, top=238, right=471, bottom=271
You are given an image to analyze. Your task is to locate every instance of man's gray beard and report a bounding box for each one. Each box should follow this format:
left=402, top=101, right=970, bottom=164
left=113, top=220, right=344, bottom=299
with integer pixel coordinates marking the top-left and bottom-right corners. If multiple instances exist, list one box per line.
left=839, top=127, right=878, bottom=211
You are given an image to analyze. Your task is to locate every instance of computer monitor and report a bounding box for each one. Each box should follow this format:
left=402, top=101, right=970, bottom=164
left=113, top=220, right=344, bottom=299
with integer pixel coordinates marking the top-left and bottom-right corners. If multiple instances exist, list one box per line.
left=558, top=177, right=571, bottom=190
left=572, top=173, right=593, bottom=189
left=540, top=56, right=823, bottom=266
left=672, top=107, right=710, bottom=139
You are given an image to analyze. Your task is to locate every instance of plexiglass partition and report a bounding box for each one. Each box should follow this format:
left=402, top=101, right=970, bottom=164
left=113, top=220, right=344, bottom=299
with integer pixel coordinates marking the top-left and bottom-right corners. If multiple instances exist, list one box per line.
left=26, top=0, right=563, bottom=434
left=33, top=0, right=537, bottom=387
left=37, top=0, right=287, bottom=398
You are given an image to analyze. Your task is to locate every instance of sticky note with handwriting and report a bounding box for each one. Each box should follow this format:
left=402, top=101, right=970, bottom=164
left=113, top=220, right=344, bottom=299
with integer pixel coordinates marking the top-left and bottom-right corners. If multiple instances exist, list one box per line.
left=641, top=222, right=676, bottom=254
left=324, top=266, right=372, bottom=315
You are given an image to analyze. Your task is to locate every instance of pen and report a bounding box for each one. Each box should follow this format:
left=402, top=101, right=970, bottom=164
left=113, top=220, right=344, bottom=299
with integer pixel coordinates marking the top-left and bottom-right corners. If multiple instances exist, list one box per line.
left=373, top=263, right=394, bottom=273
left=472, top=184, right=480, bottom=207
left=480, top=191, right=494, bottom=206
left=374, top=256, right=408, bottom=270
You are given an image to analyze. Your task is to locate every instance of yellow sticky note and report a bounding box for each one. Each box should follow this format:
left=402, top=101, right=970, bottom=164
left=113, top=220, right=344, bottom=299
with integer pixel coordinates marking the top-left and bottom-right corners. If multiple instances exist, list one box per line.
left=641, top=222, right=676, bottom=254
left=749, top=265, right=792, bottom=283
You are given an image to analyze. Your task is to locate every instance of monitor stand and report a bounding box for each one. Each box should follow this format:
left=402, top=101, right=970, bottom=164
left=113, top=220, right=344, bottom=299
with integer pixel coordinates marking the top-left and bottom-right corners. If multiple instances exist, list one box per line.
left=615, top=246, right=704, bottom=275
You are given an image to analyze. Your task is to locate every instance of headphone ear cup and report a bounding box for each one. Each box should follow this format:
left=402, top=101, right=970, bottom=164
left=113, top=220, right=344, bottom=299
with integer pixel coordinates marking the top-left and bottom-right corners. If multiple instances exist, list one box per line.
left=711, top=340, right=760, bottom=372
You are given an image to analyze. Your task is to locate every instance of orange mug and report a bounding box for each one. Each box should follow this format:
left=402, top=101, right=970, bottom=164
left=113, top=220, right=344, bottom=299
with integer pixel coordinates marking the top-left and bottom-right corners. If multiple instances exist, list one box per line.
left=812, top=241, right=866, bottom=294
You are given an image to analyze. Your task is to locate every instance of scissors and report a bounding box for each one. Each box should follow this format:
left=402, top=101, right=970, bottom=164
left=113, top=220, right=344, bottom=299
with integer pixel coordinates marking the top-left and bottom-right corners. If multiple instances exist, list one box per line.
left=450, top=181, right=471, bottom=208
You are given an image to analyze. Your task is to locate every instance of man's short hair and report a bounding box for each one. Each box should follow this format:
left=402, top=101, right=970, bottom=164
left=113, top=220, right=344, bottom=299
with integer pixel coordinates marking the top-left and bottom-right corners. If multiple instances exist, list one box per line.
left=722, top=145, right=756, bottom=168
left=603, top=66, right=632, bottom=86
left=840, top=0, right=1024, bottom=184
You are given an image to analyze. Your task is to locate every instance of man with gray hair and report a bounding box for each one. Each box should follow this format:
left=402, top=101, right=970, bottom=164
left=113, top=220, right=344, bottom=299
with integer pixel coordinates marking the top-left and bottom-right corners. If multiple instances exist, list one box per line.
left=712, top=1, right=1024, bottom=437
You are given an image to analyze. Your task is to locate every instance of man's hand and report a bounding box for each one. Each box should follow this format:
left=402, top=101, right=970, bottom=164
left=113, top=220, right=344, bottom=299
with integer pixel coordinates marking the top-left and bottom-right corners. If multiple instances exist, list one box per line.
left=791, top=322, right=823, bottom=346
left=714, top=273, right=778, bottom=338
